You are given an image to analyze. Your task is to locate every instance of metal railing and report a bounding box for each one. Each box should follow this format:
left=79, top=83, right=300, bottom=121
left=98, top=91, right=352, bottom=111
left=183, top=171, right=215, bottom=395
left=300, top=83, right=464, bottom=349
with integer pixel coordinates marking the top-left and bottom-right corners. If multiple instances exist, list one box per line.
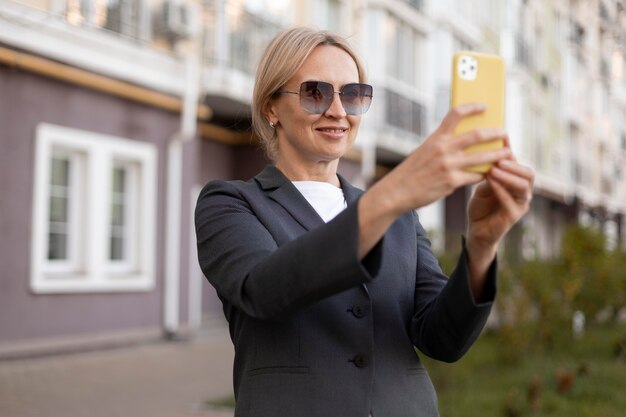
left=203, top=4, right=282, bottom=75
left=384, top=88, right=426, bottom=138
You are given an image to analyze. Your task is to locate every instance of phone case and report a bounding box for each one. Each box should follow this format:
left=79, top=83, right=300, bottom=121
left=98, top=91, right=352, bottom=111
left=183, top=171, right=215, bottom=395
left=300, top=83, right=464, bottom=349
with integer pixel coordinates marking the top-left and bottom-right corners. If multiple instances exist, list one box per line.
left=451, top=51, right=506, bottom=173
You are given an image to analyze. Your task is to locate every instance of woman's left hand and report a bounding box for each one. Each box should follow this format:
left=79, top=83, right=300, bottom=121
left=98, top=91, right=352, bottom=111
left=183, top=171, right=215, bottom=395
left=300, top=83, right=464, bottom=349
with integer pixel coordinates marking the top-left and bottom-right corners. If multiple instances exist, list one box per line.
left=466, top=140, right=534, bottom=253
left=468, top=148, right=534, bottom=246
left=464, top=140, right=534, bottom=300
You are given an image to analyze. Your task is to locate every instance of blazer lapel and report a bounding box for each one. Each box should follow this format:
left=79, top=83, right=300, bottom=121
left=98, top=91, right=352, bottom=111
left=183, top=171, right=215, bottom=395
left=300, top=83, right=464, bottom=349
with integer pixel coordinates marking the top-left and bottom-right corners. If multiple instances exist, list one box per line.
left=338, top=174, right=364, bottom=205
left=254, top=165, right=324, bottom=231
left=255, top=165, right=370, bottom=295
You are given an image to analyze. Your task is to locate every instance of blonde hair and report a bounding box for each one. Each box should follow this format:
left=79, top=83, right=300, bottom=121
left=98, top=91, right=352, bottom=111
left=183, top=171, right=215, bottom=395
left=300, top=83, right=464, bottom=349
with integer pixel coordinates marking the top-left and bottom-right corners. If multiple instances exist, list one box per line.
left=252, top=27, right=367, bottom=160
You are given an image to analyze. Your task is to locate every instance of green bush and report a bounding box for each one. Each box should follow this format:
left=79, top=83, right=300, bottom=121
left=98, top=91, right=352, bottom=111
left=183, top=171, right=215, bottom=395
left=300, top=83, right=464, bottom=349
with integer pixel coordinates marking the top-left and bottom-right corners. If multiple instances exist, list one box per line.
left=438, top=224, right=626, bottom=361
left=495, top=225, right=626, bottom=357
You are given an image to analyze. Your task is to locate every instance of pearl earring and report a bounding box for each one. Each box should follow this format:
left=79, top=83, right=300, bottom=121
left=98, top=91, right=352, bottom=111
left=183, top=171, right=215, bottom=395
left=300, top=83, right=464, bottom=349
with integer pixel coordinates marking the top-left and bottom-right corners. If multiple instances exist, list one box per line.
left=269, top=121, right=276, bottom=128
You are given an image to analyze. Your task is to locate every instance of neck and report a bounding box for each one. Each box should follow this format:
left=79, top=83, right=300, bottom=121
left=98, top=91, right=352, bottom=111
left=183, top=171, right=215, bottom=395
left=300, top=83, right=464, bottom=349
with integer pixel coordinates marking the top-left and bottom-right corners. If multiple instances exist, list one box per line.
left=275, top=158, right=340, bottom=187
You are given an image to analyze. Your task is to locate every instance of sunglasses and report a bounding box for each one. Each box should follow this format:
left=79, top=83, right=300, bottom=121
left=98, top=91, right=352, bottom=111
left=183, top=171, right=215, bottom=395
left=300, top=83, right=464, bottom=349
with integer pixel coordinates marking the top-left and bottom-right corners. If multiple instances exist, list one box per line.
left=275, top=81, right=373, bottom=115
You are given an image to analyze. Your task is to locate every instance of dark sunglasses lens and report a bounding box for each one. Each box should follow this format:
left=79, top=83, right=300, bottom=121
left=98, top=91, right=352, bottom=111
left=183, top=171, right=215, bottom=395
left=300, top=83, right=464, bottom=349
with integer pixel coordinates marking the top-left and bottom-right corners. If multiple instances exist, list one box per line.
left=300, top=81, right=334, bottom=114
left=341, top=84, right=373, bottom=115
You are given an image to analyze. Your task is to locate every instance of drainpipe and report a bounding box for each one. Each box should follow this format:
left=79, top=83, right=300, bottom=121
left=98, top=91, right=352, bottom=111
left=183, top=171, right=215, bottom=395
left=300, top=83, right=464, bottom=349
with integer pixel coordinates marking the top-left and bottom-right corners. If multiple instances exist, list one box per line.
left=355, top=0, right=376, bottom=188
left=164, top=43, right=200, bottom=337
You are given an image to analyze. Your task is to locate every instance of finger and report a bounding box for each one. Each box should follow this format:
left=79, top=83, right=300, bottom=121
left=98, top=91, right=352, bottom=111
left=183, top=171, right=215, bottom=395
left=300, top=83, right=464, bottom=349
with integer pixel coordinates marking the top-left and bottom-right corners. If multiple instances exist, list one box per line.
left=456, top=171, right=486, bottom=187
left=454, top=146, right=511, bottom=170
left=489, top=166, right=533, bottom=201
left=451, top=128, right=508, bottom=151
left=471, top=180, right=493, bottom=198
left=487, top=176, right=524, bottom=213
left=497, top=159, right=535, bottom=184
left=438, top=103, right=486, bottom=134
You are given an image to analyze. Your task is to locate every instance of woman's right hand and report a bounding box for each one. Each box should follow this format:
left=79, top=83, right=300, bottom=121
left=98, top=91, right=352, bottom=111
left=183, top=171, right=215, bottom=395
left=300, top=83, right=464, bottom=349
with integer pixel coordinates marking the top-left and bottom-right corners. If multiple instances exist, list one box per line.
left=376, top=103, right=511, bottom=216
left=357, top=103, right=510, bottom=258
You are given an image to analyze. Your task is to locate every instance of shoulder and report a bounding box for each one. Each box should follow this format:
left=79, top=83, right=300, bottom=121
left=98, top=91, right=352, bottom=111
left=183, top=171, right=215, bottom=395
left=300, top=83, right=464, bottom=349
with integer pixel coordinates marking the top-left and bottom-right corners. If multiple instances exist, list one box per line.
left=198, top=178, right=255, bottom=198
left=195, top=177, right=262, bottom=218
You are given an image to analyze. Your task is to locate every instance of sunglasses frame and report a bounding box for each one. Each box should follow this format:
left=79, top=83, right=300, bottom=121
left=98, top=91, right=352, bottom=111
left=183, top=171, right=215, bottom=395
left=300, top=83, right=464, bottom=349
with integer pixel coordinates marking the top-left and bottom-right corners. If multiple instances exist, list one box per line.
left=275, top=81, right=373, bottom=116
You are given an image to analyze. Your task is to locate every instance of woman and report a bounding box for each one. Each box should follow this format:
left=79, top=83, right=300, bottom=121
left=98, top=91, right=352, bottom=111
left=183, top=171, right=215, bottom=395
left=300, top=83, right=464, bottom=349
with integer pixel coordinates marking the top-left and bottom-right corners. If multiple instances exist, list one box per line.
left=195, top=28, right=533, bottom=417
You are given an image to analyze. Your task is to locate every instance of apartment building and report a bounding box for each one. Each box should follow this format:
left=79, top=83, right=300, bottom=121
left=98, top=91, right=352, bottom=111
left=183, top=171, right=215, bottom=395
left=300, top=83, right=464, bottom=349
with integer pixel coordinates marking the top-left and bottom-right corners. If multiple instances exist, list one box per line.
left=361, top=0, right=626, bottom=256
left=499, top=0, right=626, bottom=256
left=1, top=0, right=624, bottom=355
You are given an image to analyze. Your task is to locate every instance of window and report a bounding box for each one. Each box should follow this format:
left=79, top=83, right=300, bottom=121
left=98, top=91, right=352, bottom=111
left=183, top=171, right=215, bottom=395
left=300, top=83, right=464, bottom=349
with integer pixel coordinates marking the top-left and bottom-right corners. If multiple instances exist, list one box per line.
left=385, top=16, right=418, bottom=85
left=326, top=0, right=342, bottom=32
left=108, top=160, right=140, bottom=272
left=45, top=150, right=85, bottom=274
left=31, top=124, right=157, bottom=293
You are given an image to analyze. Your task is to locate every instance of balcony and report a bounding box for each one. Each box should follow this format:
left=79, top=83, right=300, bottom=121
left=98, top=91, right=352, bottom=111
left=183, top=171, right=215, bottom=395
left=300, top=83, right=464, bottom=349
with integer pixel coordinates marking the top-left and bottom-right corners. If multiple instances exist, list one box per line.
left=61, top=0, right=150, bottom=44
left=370, top=88, right=427, bottom=163
left=385, top=89, right=426, bottom=137
left=202, top=4, right=284, bottom=126
left=0, top=0, right=185, bottom=95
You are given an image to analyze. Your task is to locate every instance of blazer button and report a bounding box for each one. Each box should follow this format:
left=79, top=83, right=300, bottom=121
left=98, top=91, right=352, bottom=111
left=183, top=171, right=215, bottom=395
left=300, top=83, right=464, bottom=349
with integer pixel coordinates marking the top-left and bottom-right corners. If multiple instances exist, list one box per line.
left=349, top=305, right=366, bottom=318
left=351, top=355, right=369, bottom=368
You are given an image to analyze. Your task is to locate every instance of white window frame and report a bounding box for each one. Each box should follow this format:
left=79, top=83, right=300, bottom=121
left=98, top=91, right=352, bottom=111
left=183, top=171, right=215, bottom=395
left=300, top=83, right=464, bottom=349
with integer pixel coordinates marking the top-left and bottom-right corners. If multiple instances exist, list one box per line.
left=31, top=123, right=157, bottom=293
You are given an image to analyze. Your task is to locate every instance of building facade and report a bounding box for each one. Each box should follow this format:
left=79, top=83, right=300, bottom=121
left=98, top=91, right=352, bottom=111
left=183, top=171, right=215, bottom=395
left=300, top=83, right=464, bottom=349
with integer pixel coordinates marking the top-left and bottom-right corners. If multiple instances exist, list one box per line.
left=1, top=0, right=625, bottom=356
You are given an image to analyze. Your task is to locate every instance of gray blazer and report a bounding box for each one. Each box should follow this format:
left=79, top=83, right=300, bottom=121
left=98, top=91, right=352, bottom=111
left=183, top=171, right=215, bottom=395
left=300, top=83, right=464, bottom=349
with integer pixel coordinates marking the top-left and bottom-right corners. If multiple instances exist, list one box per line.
left=195, top=165, right=496, bottom=417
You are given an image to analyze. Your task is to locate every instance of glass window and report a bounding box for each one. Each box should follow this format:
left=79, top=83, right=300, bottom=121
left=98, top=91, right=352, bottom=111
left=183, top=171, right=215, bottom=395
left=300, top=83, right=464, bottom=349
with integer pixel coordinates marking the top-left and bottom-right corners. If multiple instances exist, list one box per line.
left=109, top=164, right=127, bottom=261
left=385, top=16, right=418, bottom=85
left=326, top=0, right=341, bottom=32
left=108, top=161, right=139, bottom=273
left=45, top=150, right=85, bottom=275
left=32, top=124, right=157, bottom=293
left=48, top=156, right=72, bottom=261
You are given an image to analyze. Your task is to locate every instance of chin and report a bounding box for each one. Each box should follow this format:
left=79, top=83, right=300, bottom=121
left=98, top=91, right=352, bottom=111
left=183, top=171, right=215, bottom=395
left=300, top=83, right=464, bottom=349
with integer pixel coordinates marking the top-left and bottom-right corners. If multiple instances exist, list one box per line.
left=318, top=146, right=349, bottom=161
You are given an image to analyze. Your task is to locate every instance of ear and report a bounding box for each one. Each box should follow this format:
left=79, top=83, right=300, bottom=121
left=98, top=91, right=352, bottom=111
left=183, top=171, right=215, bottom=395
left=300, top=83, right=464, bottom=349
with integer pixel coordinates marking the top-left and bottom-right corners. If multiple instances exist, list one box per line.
left=264, top=99, right=280, bottom=126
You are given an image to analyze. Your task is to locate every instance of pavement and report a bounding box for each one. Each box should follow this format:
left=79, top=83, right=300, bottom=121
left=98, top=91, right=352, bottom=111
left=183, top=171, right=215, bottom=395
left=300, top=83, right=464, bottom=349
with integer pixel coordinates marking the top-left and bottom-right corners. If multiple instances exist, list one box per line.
left=0, top=325, right=236, bottom=417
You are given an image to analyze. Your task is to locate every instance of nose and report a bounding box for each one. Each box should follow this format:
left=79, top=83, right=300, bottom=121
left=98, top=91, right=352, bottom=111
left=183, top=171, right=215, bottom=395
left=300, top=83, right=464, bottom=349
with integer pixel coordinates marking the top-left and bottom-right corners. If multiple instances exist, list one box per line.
left=324, top=91, right=347, bottom=118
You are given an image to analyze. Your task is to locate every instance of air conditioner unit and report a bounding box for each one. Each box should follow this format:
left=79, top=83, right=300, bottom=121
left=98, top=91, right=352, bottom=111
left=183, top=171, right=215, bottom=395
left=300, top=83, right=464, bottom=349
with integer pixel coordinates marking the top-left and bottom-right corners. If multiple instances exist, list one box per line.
left=157, top=0, right=200, bottom=42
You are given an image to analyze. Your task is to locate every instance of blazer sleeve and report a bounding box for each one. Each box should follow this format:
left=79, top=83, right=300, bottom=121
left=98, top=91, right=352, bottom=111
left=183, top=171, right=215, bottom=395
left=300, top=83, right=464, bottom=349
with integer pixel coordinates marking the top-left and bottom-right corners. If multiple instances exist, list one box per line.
left=194, top=180, right=381, bottom=320
left=409, top=212, right=497, bottom=363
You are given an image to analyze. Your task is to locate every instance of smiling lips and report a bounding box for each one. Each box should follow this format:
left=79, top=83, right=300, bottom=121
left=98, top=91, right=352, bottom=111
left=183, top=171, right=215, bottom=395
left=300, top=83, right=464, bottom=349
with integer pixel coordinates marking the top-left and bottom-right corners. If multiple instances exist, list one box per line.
left=316, top=127, right=348, bottom=138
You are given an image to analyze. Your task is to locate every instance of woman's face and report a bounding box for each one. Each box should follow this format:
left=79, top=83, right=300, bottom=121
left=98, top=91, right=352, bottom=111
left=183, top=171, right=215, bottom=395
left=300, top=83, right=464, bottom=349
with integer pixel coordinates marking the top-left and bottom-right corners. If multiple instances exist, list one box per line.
left=268, top=45, right=362, bottom=166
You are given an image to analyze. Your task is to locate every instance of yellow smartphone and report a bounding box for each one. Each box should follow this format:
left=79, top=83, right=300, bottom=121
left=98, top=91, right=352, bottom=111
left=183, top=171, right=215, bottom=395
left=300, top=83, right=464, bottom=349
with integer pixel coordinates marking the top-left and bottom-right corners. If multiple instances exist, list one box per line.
left=450, top=51, right=506, bottom=173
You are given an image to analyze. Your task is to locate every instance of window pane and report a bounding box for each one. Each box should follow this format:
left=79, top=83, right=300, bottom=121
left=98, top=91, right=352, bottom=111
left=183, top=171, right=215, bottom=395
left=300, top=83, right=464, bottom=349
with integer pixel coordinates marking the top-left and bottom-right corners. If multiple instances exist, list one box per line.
left=112, top=166, right=126, bottom=193
left=111, top=202, right=124, bottom=226
left=110, top=236, right=124, bottom=261
left=51, top=157, right=70, bottom=186
left=49, top=196, right=69, bottom=223
left=48, top=233, right=68, bottom=260
left=327, top=0, right=341, bottom=32
left=48, top=156, right=71, bottom=261
left=110, top=165, right=127, bottom=261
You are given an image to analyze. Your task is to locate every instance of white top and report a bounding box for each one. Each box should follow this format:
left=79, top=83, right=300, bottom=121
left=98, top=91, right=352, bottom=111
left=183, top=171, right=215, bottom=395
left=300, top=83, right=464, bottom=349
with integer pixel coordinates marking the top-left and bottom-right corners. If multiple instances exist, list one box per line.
left=292, top=181, right=347, bottom=223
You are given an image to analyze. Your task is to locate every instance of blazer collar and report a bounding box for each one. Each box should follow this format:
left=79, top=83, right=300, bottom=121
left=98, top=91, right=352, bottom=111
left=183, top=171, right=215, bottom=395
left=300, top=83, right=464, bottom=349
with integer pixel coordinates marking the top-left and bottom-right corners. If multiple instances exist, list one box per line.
left=254, top=165, right=363, bottom=230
